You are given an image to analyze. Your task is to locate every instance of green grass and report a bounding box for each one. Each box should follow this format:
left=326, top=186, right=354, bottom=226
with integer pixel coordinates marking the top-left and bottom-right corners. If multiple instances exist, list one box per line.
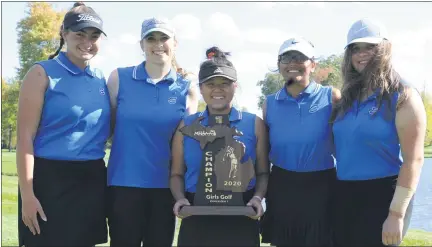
left=424, top=145, right=432, bottom=158
left=1, top=150, right=18, bottom=175
left=2, top=149, right=432, bottom=246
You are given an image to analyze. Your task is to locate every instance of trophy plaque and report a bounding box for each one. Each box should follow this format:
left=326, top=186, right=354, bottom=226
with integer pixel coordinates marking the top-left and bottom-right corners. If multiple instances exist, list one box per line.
left=178, top=114, right=256, bottom=217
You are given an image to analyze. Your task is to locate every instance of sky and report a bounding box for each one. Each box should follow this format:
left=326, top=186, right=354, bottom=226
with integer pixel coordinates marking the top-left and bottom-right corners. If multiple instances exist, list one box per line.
left=2, top=1, right=432, bottom=115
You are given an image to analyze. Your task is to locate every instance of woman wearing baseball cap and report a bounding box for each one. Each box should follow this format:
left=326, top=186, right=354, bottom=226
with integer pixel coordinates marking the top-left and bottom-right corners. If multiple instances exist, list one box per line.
left=331, top=18, right=425, bottom=246
left=106, top=17, right=198, bottom=246
left=170, top=46, right=270, bottom=246
left=16, top=2, right=110, bottom=246
left=260, top=36, right=341, bottom=246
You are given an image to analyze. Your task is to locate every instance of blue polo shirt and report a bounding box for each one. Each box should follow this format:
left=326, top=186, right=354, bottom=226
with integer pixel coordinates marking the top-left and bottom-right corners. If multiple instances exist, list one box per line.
left=183, top=107, right=257, bottom=192
left=108, top=61, right=191, bottom=188
left=266, top=81, right=335, bottom=172
left=333, top=91, right=402, bottom=180
left=33, top=52, right=110, bottom=161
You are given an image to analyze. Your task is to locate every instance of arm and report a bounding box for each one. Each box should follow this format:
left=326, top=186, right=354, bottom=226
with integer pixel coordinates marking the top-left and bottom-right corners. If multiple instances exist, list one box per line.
left=253, top=115, right=270, bottom=199
left=186, top=82, right=199, bottom=116
left=331, top=87, right=342, bottom=106
left=390, top=88, right=426, bottom=218
left=16, top=64, right=48, bottom=199
left=330, top=87, right=342, bottom=156
left=16, top=64, right=49, bottom=234
left=106, top=69, right=119, bottom=137
left=262, top=97, right=267, bottom=123
left=170, top=120, right=187, bottom=201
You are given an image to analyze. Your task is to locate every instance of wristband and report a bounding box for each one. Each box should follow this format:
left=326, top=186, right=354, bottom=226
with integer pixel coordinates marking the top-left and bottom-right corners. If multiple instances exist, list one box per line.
left=389, top=185, right=414, bottom=216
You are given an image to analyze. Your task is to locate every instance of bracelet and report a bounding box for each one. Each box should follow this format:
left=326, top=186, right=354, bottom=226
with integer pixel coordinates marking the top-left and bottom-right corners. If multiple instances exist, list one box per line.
left=252, top=195, right=263, bottom=202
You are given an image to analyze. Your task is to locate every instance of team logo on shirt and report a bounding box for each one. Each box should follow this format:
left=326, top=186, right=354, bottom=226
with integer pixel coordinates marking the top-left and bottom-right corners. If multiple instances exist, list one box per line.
left=168, top=96, right=177, bottom=104
left=309, top=104, right=320, bottom=113
left=99, top=87, right=105, bottom=95
left=369, top=106, right=378, bottom=115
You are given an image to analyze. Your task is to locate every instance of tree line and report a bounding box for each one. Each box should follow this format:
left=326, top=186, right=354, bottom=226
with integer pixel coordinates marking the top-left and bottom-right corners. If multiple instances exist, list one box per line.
left=2, top=2, right=432, bottom=150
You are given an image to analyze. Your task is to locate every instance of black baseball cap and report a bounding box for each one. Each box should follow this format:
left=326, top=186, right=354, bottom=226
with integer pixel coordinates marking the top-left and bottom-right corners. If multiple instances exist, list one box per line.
left=63, top=12, right=106, bottom=36
left=198, top=63, right=237, bottom=84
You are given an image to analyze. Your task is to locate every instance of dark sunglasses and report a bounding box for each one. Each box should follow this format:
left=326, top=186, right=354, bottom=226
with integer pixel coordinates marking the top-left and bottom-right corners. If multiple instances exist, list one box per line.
left=279, top=52, right=311, bottom=64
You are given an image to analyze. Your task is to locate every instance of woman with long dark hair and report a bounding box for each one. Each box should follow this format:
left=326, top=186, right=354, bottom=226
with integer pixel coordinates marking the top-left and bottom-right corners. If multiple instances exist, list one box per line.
left=331, top=18, right=426, bottom=246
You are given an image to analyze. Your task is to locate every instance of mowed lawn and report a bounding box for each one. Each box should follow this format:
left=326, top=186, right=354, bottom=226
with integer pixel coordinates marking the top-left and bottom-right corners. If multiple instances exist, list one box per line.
left=2, top=149, right=432, bottom=246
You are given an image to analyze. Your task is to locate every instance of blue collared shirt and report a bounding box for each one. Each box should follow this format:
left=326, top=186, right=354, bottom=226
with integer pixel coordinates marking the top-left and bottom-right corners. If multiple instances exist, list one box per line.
left=108, top=61, right=192, bottom=188
left=333, top=90, right=402, bottom=180
left=266, top=81, right=335, bottom=172
left=34, top=52, right=110, bottom=161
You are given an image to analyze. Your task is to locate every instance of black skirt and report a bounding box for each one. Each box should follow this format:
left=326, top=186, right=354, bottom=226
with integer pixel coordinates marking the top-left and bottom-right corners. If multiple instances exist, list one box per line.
left=177, top=189, right=260, bottom=247
left=260, top=166, right=336, bottom=246
left=18, top=157, right=108, bottom=247
left=332, top=175, right=414, bottom=247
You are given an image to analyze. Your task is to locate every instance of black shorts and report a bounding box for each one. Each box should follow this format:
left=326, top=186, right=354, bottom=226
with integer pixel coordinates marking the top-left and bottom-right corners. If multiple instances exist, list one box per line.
left=260, top=166, right=336, bottom=246
left=332, top=175, right=414, bottom=247
left=177, top=189, right=260, bottom=247
left=107, top=186, right=176, bottom=247
left=18, top=157, right=108, bottom=247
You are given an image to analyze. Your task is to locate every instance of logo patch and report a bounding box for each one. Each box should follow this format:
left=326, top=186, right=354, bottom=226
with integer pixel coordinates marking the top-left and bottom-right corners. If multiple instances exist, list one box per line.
left=77, top=14, right=102, bottom=24
left=309, top=104, right=320, bottom=113
left=368, top=106, right=378, bottom=115
left=214, top=68, right=223, bottom=74
left=215, top=116, right=223, bottom=124
left=168, top=97, right=177, bottom=104
left=99, top=87, right=105, bottom=95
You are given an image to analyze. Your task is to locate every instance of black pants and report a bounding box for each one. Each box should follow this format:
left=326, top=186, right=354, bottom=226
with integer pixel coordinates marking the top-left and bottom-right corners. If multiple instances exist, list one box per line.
left=107, top=186, right=176, bottom=247
left=332, top=175, right=413, bottom=247
left=18, top=157, right=108, bottom=247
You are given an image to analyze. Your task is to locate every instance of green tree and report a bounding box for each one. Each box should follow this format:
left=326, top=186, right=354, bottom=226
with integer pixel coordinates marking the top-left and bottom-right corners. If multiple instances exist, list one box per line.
left=16, top=2, right=64, bottom=80
left=256, top=72, right=284, bottom=109
left=314, top=54, right=343, bottom=89
left=321, top=71, right=342, bottom=89
left=1, top=79, right=20, bottom=150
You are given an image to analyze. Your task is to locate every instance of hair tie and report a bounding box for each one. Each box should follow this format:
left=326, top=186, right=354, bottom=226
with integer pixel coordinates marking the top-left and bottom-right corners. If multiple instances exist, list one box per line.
left=207, top=52, right=215, bottom=59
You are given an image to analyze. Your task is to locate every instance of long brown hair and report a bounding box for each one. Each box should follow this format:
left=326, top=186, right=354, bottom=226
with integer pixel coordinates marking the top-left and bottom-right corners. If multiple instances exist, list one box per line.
left=330, top=40, right=408, bottom=122
left=48, top=2, right=96, bottom=59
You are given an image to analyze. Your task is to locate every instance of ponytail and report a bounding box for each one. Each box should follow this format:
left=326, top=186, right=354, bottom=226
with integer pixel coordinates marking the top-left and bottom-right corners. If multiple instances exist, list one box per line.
left=48, top=35, right=65, bottom=60
left=172, top=56, right=190, bottom=78
left=203, top=46, right=234, bottom=67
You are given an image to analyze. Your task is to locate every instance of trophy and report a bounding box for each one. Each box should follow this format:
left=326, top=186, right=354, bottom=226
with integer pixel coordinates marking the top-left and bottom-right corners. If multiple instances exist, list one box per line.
left=178, top=114, right=256, bottom=217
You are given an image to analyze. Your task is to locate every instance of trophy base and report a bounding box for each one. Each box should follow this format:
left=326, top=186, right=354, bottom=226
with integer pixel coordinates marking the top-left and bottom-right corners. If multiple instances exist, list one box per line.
left=179, top=206, right=256, bottom=217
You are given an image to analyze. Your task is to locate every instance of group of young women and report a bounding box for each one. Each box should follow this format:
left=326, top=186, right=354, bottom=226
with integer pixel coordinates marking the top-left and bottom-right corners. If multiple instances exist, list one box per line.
left=16, top=2, right=426, bottom=247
